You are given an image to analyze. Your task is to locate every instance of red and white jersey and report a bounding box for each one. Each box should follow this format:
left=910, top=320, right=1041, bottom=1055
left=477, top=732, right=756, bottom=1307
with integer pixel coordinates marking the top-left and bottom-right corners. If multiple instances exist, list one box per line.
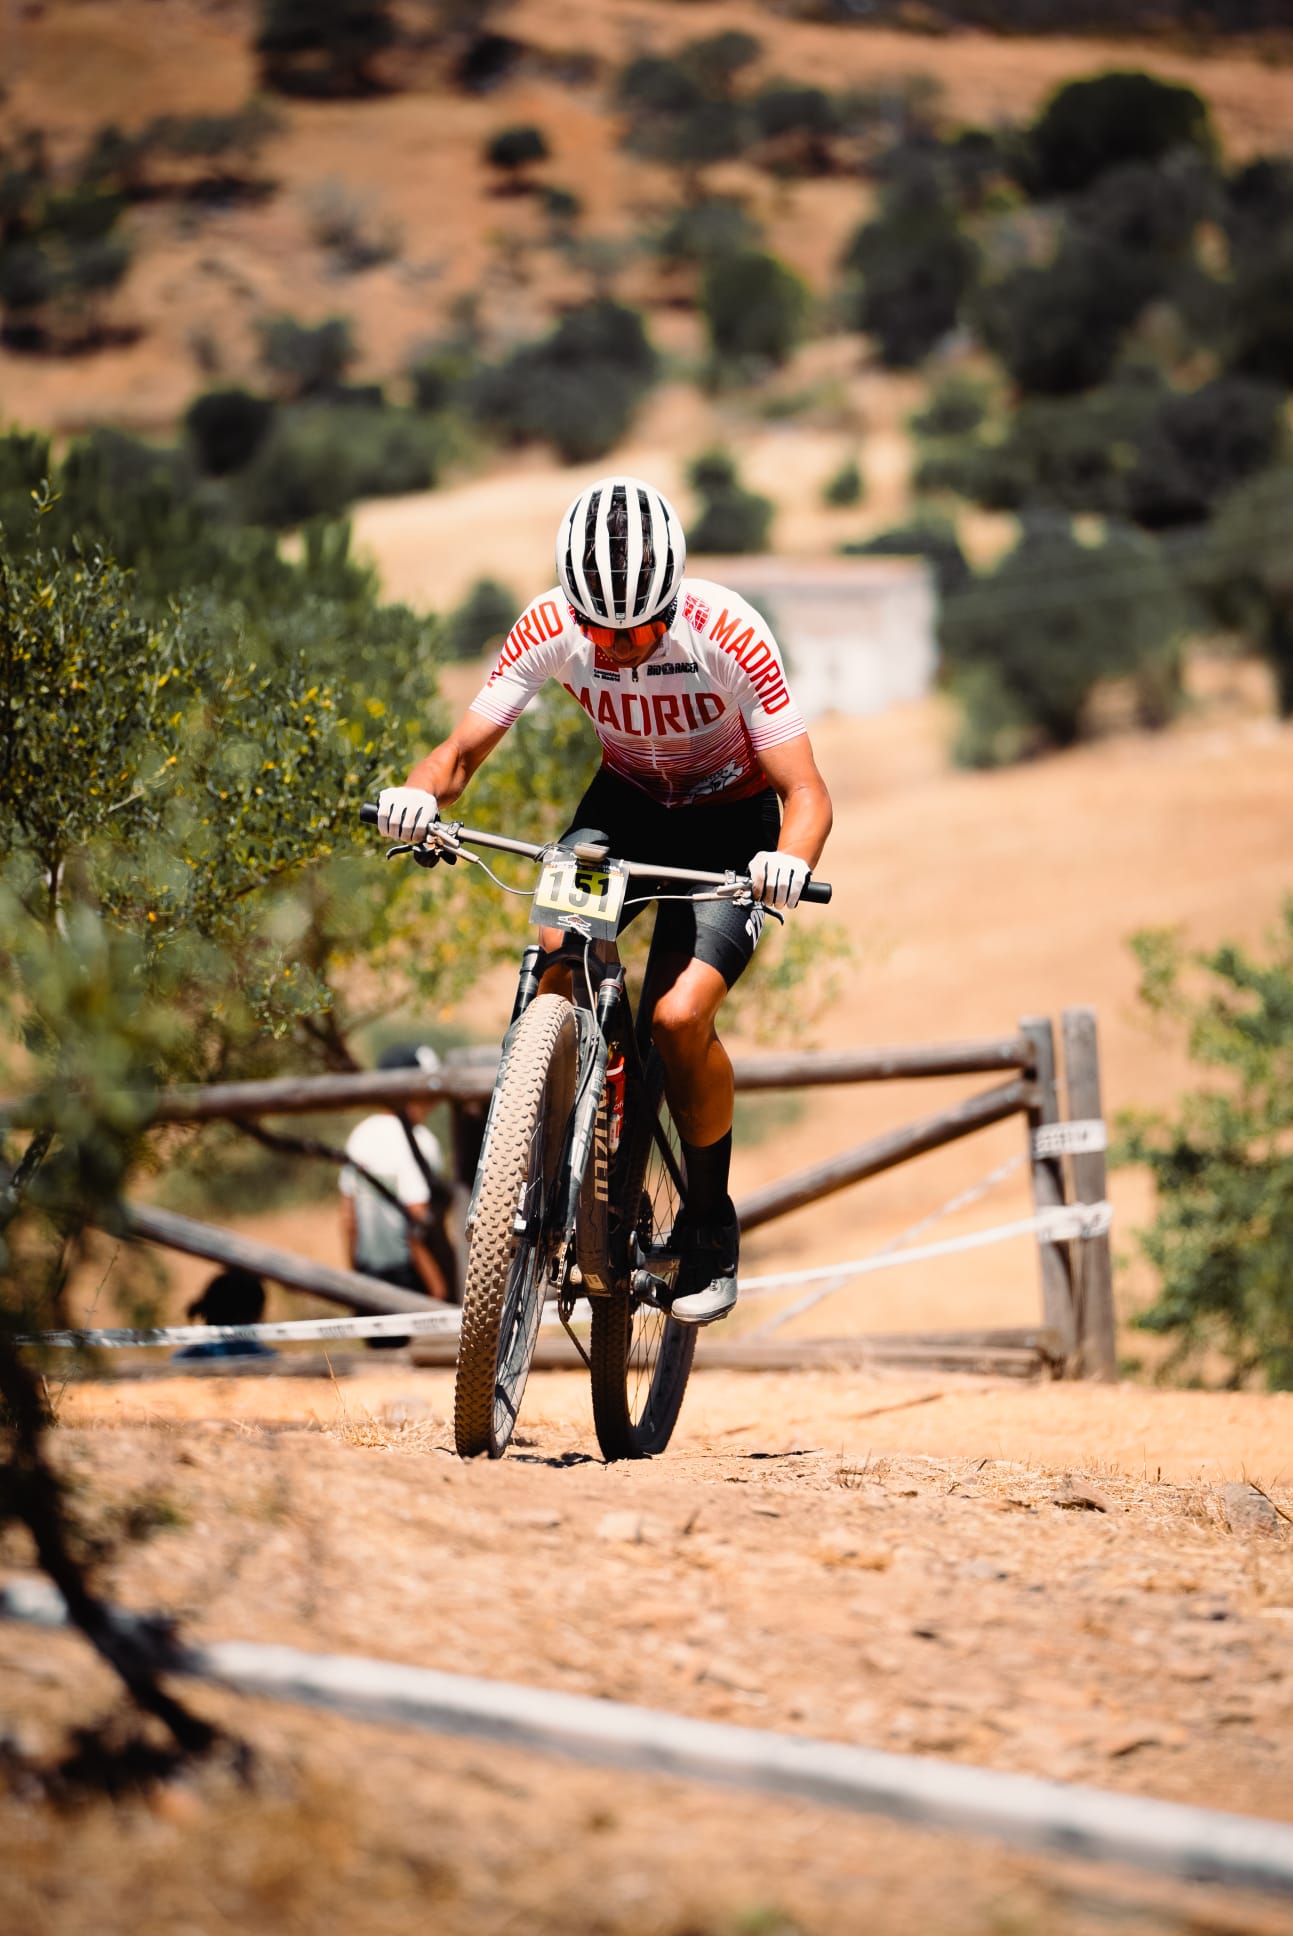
left=469, top=578, right=806, bottom=808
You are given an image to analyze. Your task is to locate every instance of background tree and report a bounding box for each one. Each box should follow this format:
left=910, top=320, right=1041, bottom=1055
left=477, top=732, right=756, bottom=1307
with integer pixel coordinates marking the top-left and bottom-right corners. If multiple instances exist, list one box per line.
left=842, top=164, right=977, bottom=369
left=1192, top=466, right=1293, bottom=716
left=940, top=516, right=1187, bottom=765
left=484, top=125, right=550, bottom=194
left=700, top=250, right=808, bottom=373
left=1023, top=71, right=1214, bottom=197
left=687, top=449, right=773, bottom=554
left=256, top=0, right=396, bottom=98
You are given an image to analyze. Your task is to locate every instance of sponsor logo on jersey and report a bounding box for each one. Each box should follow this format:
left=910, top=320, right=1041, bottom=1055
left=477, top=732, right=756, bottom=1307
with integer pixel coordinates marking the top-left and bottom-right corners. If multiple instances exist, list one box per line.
left=593, top=667, right=621, bottom=682
left=685, top=757, right=747, bottom=800
left=563, top=684, right=727, bottom=736
left=708, top=608, right=792, bottom=714
left=645, top=660, right=698, bottom=677
left=683, top=593, right=711, bottom=634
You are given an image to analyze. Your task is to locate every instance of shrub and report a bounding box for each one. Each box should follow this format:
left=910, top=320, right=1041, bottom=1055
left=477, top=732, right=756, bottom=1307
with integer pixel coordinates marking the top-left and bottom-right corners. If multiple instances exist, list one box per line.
left=185, top=387, right=277, bottom=476
left=446, top=578, right=516, bottom=660
left=1126, top=375, right=1284, bottom=529
left=1193, top=465, right=1293, bottom=716
left=236, top=405, right=442, bottom=525
left=1223, top=156, right=1293, bottom=264
left=687, top=448, right=773, bottom=554
left=306, top=179, right=401, bottom=271
left=1118, top=908, right=1293, bottom=1389
left=843, top=167, right=977, bottom=368
left=656, top=197, right=761, bottom=267
left=256, top=0, right=396, bottom=97
left=822, top=458, right=863, bottom=507
left=976, top=236, right=1155, bottom=395
left=915, top=376, right=1165, bottom=516
left=680, top=30, right=762, bottom=100
left=1025, top=72, right=1214, bottom=198
left=485, top=124, right=549, bottom=189
left=544, top=185, right=582, bottom=230
left=752, top=84, right=838, bottom=174
left=843, top=513, right=970, bottom=598
left=910, top=373, right=990, bottom=439
left=940, top=516, right=1186, bottom=761
left=616, top=42, right=758, bottom=178
left=453, top=30, right=526, bottom=94
left=466, top=299, right=658, bottom=462
left=1227, top=236, right=1293, bottom=388
left=258, top=313, right=355, bottom=398
left=618, top=55, right=705, bottom=118
left=1070, top=154, right=1211, bottom=262
left=700, top=250, right=808, bottom=371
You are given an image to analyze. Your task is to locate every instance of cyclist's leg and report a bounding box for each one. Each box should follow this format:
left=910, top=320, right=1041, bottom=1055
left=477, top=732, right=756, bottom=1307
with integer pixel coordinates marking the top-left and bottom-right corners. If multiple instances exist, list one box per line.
left=644, top=949, right=733, bottom=1147
left=644, top=920, right=761, bottom=1324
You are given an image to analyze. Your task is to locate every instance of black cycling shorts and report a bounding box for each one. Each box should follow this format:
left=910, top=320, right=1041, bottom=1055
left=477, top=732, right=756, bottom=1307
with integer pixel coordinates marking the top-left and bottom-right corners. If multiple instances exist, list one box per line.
left=558, top=767, right=780, bottom=989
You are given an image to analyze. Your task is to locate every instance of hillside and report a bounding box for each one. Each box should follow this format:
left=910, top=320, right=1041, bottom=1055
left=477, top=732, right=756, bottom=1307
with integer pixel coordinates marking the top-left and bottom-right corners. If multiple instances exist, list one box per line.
left=3, top=0, right=1291, bottom=441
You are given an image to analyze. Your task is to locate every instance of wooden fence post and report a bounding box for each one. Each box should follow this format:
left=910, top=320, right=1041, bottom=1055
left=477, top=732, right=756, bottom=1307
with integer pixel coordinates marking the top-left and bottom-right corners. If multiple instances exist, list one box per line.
left=1062, top=1007, right=1118, bottom=1382
left=1020, top=1016, right=1075, bottom=1368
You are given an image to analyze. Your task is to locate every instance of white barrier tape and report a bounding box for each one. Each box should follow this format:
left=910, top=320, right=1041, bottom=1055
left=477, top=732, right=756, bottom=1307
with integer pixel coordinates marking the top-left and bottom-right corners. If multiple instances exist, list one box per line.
left=1032, top=1119, right=1107, bottom=1159
left=24, top=1310, right=464, bottom=1351
left=4, top=1576, right=1293, bottom=1900
left=741, top=1202, right=1112, bottom=1299
left=23, top=1206, right=1112, bottom=1350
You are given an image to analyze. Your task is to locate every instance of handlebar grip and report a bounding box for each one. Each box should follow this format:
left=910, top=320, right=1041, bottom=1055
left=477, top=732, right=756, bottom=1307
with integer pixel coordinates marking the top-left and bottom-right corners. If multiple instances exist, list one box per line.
left=801, top=879, right=832, bottom=905
left=360, top=802, right=380, bottom=826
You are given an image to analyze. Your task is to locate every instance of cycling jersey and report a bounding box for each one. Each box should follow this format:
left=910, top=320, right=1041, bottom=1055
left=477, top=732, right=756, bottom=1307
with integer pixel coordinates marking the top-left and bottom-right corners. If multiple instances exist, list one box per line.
left=469, top=577, right=806, bottom=808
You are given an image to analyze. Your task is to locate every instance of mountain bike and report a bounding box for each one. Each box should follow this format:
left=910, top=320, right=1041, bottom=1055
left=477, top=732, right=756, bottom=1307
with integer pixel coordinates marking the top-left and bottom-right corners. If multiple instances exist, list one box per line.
left=360, top=802, right=831, bottom=1461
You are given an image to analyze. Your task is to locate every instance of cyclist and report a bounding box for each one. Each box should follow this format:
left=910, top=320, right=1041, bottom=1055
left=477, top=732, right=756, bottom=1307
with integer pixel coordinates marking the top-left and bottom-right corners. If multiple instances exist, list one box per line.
left=377, top=475, right=832, bottom=1325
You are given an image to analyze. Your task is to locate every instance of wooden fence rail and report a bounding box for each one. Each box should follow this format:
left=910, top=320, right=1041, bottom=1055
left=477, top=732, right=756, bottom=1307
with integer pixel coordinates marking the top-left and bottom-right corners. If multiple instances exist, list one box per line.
left=0, top=1037, right=1036, bottom=1128
left=14, top=1011, right=1119, bottom=1381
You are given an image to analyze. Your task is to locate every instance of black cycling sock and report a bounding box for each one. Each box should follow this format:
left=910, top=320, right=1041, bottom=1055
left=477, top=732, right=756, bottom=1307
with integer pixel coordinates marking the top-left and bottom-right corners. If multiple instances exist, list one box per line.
left=681, top=1130, right=732, bottom=1221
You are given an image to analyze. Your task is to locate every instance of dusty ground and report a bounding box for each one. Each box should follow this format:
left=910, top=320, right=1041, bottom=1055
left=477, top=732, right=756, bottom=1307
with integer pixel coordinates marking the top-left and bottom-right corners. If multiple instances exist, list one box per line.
left=2, top=1365, right=1292, bottom=1935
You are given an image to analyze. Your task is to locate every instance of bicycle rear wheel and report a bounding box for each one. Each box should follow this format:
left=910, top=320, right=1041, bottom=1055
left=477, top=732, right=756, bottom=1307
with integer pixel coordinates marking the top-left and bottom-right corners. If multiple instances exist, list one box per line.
left=454, top=995, right=578, bottom=1459
left=590, top=1049, right=697, bottom=1461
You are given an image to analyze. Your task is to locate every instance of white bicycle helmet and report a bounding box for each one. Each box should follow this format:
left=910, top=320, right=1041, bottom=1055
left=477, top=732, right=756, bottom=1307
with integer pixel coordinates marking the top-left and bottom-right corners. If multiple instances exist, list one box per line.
left=556, top=475, right=686, bottom=628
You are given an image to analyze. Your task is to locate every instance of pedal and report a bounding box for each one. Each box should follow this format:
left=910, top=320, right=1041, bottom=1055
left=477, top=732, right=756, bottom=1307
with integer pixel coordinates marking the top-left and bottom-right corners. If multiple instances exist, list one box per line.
left=631, top=1269, right=673, bottom=1309
left=629, top=1232, right=680, bottom=1293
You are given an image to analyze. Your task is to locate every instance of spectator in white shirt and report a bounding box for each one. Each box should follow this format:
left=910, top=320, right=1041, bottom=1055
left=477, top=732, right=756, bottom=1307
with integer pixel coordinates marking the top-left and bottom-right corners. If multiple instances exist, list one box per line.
left=339, top=1044, right=456, bottom=1306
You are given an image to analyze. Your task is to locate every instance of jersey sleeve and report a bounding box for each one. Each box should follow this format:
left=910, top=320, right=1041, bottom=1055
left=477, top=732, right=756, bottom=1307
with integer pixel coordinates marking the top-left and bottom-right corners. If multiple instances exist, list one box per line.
left=468, top=590, right=574, bottom=731
left=697, top=582, right=807, bottom=752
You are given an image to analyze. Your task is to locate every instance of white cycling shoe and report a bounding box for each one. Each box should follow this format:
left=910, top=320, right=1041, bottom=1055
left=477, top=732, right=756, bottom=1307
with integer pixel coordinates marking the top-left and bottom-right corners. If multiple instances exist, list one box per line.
left=667, top=1202, right=739, bottom=1326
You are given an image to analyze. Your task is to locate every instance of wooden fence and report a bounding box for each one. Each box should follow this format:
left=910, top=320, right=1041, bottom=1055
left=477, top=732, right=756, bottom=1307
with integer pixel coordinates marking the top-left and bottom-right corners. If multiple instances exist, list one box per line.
left=1, top=1007, right=1116, bottom=1380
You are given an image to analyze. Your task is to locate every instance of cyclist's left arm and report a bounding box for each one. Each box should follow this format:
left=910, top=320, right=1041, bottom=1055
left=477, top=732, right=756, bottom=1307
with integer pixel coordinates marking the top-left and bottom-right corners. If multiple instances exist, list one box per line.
left=758, top=733, right=833, bottom=870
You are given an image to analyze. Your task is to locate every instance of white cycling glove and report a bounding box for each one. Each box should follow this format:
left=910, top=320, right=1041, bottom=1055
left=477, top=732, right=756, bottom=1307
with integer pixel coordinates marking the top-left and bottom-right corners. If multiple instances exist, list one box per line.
left=378, top=786, right=439, bottom=844
left=749, top=849, right=811, bottom=911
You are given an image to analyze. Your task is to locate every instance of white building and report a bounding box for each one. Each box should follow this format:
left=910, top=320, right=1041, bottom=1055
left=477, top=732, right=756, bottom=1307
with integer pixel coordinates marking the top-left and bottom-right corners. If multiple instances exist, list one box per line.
left=695, top=555, right=938, bottom=722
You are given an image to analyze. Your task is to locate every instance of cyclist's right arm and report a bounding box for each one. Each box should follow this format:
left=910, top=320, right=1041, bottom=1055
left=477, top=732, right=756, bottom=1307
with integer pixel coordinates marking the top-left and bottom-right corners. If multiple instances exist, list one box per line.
left=406, top=710, right=510, bottom=809
left=378, top=712, right=509, bottom=839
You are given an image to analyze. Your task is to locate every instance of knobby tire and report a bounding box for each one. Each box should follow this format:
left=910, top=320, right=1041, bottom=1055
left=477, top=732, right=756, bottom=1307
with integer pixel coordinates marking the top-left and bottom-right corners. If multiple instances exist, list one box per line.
left=590, top=1048, right=696, bottom=1461
left=453, top=995, right=578, bottom=1459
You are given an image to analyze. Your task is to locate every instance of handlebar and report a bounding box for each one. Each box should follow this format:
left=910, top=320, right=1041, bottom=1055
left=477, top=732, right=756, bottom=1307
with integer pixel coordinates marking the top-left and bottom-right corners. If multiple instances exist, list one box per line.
left=359, top=802, right=832, bottom=905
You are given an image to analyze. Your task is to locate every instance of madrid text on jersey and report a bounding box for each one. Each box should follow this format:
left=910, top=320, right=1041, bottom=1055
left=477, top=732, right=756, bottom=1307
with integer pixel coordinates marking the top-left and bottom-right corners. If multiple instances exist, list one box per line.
left=469, top=577, right=807, bottom=810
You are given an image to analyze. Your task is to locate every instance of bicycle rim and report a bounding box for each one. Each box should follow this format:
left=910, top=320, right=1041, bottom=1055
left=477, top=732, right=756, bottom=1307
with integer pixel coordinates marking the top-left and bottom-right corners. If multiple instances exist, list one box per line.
left=454, top=996, right=577, bottom=1459
left=590, top=1050, right=697, bottom=1461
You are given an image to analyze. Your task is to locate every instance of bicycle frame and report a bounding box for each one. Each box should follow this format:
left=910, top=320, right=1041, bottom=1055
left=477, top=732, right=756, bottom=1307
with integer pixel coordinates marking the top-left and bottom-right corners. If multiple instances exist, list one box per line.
left=360, top=800, right=828, bottom=1302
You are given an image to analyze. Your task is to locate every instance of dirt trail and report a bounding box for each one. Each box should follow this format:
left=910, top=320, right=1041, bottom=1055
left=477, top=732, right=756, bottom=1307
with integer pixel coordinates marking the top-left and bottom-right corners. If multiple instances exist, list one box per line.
left=3, top=1362, right=1292, bottom=1935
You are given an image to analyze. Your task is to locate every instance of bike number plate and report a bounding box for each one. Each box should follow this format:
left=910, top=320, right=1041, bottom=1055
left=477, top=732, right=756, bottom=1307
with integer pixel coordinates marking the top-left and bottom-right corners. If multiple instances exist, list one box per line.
left=531, top=855, right=628, bottom=939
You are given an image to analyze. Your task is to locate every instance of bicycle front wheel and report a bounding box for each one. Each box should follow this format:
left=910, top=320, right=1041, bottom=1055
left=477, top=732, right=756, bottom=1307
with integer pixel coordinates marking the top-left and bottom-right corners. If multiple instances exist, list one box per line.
left=590, top=1049, right=697, bottom=1461
left=454, top=995, right=578, bottom=1459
